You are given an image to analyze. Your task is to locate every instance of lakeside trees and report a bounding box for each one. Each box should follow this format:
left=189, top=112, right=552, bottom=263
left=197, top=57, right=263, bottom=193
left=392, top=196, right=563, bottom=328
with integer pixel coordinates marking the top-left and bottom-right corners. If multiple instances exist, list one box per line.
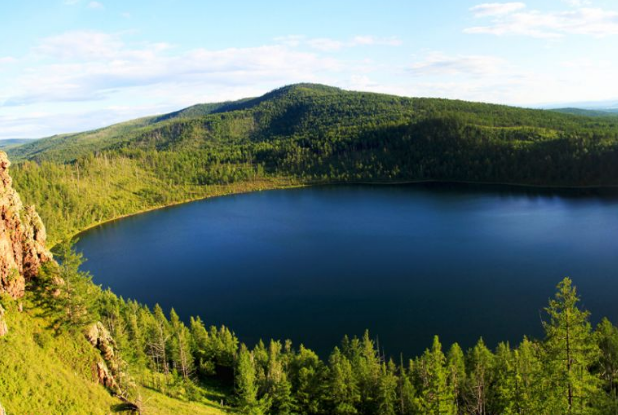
left=31, top=246, right=618, bottom=415
left=10, top=84, right=618, bottom=244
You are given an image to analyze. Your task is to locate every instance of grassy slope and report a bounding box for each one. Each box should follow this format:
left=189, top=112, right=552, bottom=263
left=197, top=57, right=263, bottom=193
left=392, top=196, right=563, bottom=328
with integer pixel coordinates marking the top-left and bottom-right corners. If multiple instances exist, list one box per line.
left=0, top=295, right=119, bottom=415
left=0, top=294, right=230, bottom=415
left=139, top=387, right=229, bottom=415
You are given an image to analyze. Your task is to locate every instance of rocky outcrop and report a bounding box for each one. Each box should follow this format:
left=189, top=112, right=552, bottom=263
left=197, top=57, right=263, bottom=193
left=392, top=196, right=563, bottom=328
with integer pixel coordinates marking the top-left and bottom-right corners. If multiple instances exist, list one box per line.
left=85, top=322, right=120, bottom=392
left=0, top=305, right=7, bottom=337
left=0, top=151, right=51, bottom=298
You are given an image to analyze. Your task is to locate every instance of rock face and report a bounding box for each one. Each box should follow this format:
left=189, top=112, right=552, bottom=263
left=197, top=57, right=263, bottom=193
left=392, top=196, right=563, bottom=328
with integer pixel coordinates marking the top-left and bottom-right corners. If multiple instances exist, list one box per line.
left=0, top=151, right=51, bottom=298
left=85, top=322, right=120, bottom=392
left=0, top=305, right=7, bottom=337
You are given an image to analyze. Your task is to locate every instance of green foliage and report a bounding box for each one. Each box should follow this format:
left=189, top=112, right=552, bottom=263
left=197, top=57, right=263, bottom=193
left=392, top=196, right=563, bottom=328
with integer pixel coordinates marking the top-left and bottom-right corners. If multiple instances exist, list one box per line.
left=11, top=84, right=618, bottom=245
left=543, top=278, right=601, bottom=414
left=6, top=85, right=618, bottom=414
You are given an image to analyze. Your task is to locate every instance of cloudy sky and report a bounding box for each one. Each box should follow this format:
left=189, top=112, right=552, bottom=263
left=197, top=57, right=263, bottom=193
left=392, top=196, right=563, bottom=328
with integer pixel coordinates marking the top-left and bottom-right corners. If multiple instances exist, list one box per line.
left=1, top=0, right=618, bottom=138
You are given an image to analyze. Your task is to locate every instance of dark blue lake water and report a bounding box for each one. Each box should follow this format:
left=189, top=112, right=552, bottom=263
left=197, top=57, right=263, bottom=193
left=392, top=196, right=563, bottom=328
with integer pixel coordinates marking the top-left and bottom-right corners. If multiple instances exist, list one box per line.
left=76, top=184, right=618, bottom=357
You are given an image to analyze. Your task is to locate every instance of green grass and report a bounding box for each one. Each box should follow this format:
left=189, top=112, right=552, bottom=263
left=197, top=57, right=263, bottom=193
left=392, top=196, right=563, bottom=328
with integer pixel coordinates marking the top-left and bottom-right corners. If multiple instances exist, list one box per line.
left=0, top=294, right=230, bottom=415
left=139, top=386, right=230, bottom=415
left=0, top=295, right=119, bottom=415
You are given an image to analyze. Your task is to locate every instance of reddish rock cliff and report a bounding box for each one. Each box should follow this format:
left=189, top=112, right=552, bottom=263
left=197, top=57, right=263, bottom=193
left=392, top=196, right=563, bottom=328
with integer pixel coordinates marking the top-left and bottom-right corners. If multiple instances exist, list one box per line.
left=0, top=151, right=51, bottom=298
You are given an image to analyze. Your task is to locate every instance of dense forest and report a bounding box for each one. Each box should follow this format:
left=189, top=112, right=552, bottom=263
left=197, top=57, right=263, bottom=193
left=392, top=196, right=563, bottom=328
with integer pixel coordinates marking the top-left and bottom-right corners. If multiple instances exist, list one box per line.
left=9, top=84, right=618, bottom=243
left=5, top=84, right=618, bottom=414
left=16, top=242, right=618, bottom=415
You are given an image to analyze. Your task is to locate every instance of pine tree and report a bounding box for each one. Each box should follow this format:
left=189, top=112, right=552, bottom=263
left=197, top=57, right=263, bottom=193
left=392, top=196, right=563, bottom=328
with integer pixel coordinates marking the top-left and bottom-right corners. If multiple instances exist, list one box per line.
left=593, top=318, right=618, bottom=413
left=146, top=304, right=171, bottom=376
left=190, top=316, right=214, bottom=376
left=398, top=362, right=418, bottom=415
left=51, top=241, right=100, bottom=330
left=328, top=347, right=361, bottom=415
left=512, top=337, right=545, bottom=415
left=168, top=309, right=194, bottom=380
left=419, top=336, right=456, bottom=415
left=376, top=360, right=398, bottom=415
left=543, top=277, right=600, bottom=415
left=467, top=338, right=494, bottom=415
left=492, top=342, right=516, bottom=415
left=236, top=344, right=264, bottom=415
left=290, top=345, right=324, bottom=415
left=447, top=343, right=466, bottom=415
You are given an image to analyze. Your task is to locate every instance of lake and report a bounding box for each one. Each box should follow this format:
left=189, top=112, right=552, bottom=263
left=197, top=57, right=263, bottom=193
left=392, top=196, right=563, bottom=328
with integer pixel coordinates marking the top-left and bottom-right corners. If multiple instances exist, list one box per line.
left=76, top=184, right=618, bottom=357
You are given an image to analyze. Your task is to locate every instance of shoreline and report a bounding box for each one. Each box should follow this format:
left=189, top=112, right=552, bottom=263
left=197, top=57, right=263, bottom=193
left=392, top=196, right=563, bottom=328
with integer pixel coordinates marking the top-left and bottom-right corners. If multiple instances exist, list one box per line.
left=63, top=177, right=618, bottom=246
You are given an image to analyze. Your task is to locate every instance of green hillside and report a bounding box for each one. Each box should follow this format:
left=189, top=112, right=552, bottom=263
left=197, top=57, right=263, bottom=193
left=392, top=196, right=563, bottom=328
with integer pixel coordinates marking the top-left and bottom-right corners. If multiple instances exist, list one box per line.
left=10, top=84, right=618, bottom=244
left=5, top=84, right=618, bottom=414
left=0, top=289, right=229, bottom=415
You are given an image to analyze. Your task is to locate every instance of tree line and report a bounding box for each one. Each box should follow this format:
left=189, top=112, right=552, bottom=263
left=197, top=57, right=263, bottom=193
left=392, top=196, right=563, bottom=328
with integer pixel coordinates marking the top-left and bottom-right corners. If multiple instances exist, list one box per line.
left=33, top=243, right=618, bottom=415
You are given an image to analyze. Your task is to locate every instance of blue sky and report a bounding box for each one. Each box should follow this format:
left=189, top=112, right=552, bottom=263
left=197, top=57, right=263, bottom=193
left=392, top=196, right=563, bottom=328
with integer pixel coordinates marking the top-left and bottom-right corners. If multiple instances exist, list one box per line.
left=1, top=0, right=618, bottom=138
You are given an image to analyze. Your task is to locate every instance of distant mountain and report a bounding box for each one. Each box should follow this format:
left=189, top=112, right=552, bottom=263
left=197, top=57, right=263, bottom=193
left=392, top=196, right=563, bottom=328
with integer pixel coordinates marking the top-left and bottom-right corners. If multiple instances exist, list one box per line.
left=11, top=83, right=618, bottom=165
left=551, top=108, right=618, bottom=117
left=0, top=138, right=37, bottom=150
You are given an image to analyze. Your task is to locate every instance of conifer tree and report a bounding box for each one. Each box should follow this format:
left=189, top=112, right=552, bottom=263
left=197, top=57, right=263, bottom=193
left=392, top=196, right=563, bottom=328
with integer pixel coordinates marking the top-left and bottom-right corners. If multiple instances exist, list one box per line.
left=447, top=343, right=467, bottom=415
left=467, top=338, right=494, bottom=415
left=397, top=362, right=418, bottom=415
left=543, top=277, right=600, bottom=414
left=593, top=318, right=618, bottom=413
left=236, top=344, right=264, bottom=415
left=376, top=360, right=398, bottom=415
left=419, top=336, right=456, bottom=415
left=290, top=345, right=324, bottom=415
left=52, top=241, right=100, bottom=330
left=328, top=347, right=361, bottom=415
left=190, top=316, right=214, bottom=376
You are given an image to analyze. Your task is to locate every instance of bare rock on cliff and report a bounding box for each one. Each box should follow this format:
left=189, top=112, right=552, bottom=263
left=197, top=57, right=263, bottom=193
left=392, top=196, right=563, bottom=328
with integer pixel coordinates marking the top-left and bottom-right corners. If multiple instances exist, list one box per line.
left=0, top=305, right=7, bottom=337
left=0, top=151, right=52, bottom=298
left=86, top=322, right=122, bottom=393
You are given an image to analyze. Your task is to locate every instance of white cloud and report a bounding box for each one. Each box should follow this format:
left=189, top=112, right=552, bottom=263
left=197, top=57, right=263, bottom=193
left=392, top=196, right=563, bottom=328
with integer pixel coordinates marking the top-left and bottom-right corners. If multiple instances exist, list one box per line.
left=2, top=31, right=346, bottom=106
left=0, top=57, right=16, bottom=65
left=306, top=38, right=345, bottom=52
left=562, top=0, right=592, bottom=7
left=351, top=36, right=402, bottom=46
left=409, top=52, right=507, bottom=76
left=466, top=4, right=618, bottom=38
left=36, top=31, right=124, bottom=60
left=276, top=35, right=402, bottom=51
left=470, top=2, right=526, bottom=17
left=88, top=1, right=104, bottom=9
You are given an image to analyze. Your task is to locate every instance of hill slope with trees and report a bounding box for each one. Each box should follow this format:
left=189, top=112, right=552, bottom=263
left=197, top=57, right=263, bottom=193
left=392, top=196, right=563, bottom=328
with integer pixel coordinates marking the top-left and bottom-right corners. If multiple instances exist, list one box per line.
left=4, top=85, right=618, bottom=413
left=9, top=84, right=618, bottom=244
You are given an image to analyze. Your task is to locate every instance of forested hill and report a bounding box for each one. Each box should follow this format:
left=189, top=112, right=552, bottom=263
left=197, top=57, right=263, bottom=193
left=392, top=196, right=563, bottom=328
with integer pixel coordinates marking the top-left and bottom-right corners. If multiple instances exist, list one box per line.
left=12, top=83, right=618, bottom=171
left=9, top=83, right=618, bottom=243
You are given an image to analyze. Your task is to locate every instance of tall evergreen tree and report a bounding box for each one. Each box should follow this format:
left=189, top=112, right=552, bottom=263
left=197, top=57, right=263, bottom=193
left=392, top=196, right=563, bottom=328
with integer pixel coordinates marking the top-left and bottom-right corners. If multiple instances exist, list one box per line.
left=447, top=343, right=467, bottom=415
left=593, top=318, right=618, bottom=414
left=236, top=344, right=264, bottom=415
left=543, top=277, right=600, bottom=415
left=328, top=347, right=361, bottom=415
left=467, top=338, right=494, bottom=415
left=419, top=336, right=456, bottom=415
left=376, top=360, right=398, bottom=415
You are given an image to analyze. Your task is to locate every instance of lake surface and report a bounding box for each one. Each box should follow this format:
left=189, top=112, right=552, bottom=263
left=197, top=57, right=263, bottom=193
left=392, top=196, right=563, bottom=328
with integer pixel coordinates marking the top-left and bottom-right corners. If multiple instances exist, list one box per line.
left=76, top=184, right=618, bottom=357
